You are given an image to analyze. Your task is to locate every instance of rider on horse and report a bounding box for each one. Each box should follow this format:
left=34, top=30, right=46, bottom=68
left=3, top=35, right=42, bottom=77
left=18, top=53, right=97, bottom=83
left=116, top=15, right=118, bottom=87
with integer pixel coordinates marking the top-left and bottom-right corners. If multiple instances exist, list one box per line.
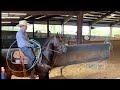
left=16, top=20, right=38, bottom=74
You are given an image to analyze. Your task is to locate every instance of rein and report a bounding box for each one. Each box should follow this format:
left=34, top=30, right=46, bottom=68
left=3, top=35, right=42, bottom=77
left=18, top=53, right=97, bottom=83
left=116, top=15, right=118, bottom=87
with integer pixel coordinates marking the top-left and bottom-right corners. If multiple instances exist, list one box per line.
left=42, top=46, right=61, bottom=53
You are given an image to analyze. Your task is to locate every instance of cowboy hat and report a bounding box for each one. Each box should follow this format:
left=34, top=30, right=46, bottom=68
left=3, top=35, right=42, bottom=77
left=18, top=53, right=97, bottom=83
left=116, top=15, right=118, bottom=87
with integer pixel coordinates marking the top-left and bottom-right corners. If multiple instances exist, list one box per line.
left=17, top=20, right=29, bottom=26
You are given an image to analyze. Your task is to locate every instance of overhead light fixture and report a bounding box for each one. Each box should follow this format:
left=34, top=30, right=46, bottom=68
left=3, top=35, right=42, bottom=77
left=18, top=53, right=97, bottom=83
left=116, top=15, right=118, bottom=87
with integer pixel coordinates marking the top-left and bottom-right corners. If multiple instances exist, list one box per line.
left=2, top=17, right=20, bottom=19
left=24, top=15, right=32, bottom=19
left=9, top=13, right=27, bottom=15
left=2, top=22, right=11, bottom=23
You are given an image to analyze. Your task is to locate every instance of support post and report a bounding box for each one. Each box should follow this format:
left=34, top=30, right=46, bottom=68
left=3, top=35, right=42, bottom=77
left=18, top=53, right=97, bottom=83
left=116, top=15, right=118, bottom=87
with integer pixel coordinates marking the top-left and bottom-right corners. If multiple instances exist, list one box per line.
left=77, top=12, right=84, bottom=44
left=110, top=25, right=112, bottom=37
left=33, top=22, right=34, bottom=39
left=47, top=19, right=49, bottom=38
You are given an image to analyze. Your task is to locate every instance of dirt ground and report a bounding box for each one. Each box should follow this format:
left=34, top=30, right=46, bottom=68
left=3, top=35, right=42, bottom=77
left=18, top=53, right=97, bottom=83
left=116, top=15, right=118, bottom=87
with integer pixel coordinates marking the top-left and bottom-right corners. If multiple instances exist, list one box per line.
left=49, top=61, right=120, bottom=79
left=11, top=40, right=120, bottom=79
left=49, top=40, right=120, bottom=79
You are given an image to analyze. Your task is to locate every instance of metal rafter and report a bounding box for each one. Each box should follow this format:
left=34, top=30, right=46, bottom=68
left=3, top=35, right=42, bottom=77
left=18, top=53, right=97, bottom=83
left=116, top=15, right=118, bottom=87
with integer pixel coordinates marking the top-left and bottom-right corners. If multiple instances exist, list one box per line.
left=1, top=23, right=17, bottom=26
left=110, top=18, right=120, bottom=26
left=2, top=11, right=79, bottom=15
left=2, top=19, right=20, bottom=22
left=109, top=15, right=120, bottom=26
left=90, top=11, right=115, bottom=25
left=2, top=11, right=120, bottom=27
left=62, top=15, right=73, bottom=25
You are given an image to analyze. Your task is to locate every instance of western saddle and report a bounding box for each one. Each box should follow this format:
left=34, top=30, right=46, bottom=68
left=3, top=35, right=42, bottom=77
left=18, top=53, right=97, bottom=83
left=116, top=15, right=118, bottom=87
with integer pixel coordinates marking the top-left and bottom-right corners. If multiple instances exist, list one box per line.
left=13, top=48, right=39, bottom=77
left=13, top=49, right=39, bottom=64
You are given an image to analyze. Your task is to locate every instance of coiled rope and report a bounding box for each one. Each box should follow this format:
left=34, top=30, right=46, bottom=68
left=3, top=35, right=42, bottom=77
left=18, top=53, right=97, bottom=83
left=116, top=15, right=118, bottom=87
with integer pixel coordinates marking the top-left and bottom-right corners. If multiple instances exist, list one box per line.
left=6, top=39, right=42, bottom=72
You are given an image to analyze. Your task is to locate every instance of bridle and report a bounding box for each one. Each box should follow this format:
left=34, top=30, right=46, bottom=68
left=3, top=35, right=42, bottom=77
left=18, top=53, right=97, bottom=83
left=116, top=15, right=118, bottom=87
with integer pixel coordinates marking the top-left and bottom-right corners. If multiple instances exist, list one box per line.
left=42, top=46, right=61, bottom=53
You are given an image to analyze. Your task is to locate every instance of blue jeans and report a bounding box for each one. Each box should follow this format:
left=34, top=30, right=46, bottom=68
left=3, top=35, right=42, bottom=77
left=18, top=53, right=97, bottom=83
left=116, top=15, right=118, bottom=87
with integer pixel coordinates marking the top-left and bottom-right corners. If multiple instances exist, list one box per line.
left=20, top=47, right=35, bottom=70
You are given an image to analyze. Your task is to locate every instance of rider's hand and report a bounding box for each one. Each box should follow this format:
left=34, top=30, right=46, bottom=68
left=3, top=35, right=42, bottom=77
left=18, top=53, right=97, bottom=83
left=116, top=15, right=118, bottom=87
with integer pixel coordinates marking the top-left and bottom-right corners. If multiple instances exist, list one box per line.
left=33, top=43, right=38, bottom=48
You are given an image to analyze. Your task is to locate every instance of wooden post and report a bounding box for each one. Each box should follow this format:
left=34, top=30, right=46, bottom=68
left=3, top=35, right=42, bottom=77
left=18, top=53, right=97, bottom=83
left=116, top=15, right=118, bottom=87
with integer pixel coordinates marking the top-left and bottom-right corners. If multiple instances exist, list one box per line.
left=77, top=12, right=84, bottom=44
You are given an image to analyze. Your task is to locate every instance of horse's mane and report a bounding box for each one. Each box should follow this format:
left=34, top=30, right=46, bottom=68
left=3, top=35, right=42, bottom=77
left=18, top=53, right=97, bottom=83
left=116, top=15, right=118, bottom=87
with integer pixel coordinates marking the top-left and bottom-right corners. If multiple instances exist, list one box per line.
left=42, top=35, right=61, bottom=51
left=42, top=36, right=54, bottom=47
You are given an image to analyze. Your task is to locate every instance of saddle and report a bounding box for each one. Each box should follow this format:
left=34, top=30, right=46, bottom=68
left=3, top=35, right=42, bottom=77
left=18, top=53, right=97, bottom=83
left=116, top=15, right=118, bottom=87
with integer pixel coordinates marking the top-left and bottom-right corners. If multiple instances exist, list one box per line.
left=13, top=48, right=39, bottom=64
left=13, top=48, right=39, bottom=78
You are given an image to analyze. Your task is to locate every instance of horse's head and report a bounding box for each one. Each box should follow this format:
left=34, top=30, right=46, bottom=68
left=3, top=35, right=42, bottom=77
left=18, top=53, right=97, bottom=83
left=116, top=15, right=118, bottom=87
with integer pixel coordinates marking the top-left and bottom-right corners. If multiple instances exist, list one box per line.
left=51, top=35, right=67, bottom=53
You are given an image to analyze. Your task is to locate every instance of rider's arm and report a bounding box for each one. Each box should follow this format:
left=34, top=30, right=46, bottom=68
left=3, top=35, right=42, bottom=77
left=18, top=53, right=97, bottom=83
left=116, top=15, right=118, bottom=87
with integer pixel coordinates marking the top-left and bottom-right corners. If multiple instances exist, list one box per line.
left=16, top=31, right=34, bottom=48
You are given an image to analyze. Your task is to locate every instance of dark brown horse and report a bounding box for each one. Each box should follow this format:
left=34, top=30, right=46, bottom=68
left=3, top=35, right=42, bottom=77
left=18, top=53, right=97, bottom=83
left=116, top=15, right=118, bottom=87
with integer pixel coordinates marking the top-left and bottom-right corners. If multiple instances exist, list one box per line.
left=1, top=35, right=66, bottom=79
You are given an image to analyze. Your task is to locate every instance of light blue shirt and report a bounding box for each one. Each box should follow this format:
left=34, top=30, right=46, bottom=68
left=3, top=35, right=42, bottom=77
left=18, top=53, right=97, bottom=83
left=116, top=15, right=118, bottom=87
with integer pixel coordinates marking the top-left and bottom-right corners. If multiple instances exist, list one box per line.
left=16, top=29, right=34, bottom=48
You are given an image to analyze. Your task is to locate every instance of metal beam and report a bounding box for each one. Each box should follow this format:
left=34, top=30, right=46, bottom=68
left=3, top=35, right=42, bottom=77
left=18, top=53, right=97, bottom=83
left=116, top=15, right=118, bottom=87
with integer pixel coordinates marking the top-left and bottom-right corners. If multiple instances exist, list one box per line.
left=38, top=15, right=60, bottom=20
left=33, top=15, right=47, bottom=19
left=90, top=11, right=115, bottom=25
left=2, top=11, right=79, bottom=16
left=1, top=15, right=56, bottom=24
left=62, top=16, right=73, bottom=25
left=24, top=15, right=47, bottom=20
left=110, top=18, right=120, bottom=26
left=83, top=11, right=91, bottom=15
left=1, top=23, right=17, bottom=26
left=1, top=19, right=20, bottom=24
left=20, top=14, right=32, bottom=20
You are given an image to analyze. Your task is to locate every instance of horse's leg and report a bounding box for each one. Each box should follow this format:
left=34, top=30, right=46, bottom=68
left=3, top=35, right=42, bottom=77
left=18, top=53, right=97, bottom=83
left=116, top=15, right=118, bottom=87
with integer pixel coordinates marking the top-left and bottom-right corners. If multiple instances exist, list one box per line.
left=37, top=68, right=50, bottom=79
left=36, top=63, right=50, bottom=79
left=44, top=72, right=49, bottom=79
left=38, top=73, right=49, bottom=79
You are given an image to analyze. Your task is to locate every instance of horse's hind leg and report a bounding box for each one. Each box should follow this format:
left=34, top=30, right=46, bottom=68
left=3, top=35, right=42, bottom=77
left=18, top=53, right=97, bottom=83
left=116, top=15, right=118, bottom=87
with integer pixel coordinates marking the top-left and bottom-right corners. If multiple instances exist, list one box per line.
left=45, top=73, right=49, bottom=79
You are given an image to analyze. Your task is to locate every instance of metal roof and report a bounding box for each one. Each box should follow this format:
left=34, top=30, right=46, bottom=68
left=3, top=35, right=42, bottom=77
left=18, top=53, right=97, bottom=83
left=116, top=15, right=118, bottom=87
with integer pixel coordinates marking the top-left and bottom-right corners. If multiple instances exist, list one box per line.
left=1, top=11, right=120, bottom=27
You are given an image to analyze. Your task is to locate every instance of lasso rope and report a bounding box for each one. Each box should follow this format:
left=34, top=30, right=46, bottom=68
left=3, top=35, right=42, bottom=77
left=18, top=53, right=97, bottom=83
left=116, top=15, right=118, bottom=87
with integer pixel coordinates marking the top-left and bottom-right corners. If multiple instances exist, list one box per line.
left=6, top=39, right=42, bottom=72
